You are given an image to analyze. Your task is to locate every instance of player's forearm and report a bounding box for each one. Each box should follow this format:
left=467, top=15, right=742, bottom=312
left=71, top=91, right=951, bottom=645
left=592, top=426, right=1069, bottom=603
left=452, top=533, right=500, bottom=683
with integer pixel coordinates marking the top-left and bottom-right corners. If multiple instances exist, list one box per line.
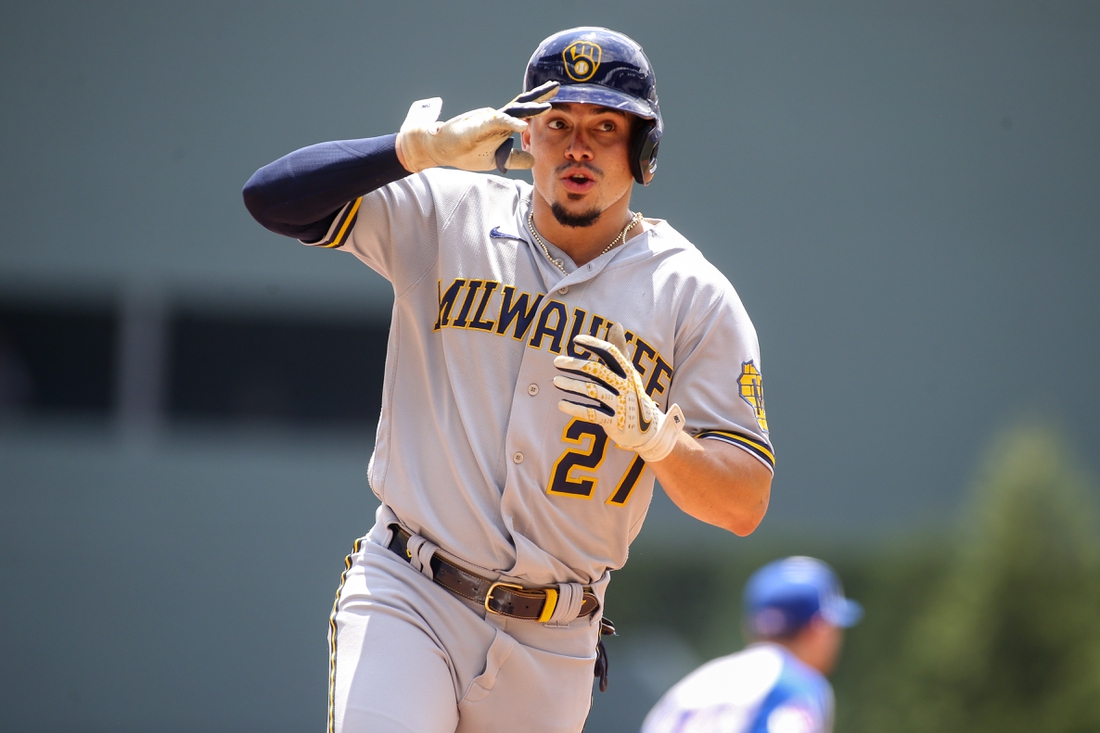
left=242, top=133, right=409, bottom=241
left=650, top=436, right=772, bottom=536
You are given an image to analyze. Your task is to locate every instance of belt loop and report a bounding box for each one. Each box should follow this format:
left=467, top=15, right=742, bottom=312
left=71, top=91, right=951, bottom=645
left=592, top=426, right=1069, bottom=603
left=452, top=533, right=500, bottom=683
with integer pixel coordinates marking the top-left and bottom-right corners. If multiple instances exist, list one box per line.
left=406, top=535, right=438, bottom=581
left=546, top=582, right=585, bottom=624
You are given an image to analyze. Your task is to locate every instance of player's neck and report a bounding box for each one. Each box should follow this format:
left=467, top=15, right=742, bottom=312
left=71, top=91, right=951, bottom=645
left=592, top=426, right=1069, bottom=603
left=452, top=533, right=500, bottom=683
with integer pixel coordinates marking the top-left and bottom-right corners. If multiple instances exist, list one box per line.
left=770, top=622, right=842, bottom=675
left=530, top=193, right=642, bottom=268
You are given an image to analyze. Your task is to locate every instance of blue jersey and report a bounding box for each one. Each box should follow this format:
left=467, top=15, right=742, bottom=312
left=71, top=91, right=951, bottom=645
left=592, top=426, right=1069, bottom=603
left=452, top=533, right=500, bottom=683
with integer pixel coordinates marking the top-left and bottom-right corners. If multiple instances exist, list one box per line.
left=641, top=643, right=834, bottom=733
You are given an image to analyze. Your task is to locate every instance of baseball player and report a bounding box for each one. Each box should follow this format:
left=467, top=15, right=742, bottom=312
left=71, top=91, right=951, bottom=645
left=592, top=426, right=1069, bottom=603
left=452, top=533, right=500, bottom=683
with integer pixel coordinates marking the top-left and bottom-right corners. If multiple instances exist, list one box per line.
left=640, top=557, right=862, bottom=733
left=242, top=27, right=774, bottom=733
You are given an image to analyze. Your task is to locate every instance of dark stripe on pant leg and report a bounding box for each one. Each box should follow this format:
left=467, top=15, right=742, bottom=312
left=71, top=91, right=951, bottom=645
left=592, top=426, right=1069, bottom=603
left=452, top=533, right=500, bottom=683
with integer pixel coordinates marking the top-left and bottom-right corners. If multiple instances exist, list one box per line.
left=328, top=537, right=364, bottom=733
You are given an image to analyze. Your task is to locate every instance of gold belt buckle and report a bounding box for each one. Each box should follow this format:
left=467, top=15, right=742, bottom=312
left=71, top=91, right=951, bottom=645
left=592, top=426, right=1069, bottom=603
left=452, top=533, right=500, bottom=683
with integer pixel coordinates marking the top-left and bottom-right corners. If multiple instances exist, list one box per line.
left=484, top=581, right=523, bottom=614
left=483, top=581, right=559, bottom=623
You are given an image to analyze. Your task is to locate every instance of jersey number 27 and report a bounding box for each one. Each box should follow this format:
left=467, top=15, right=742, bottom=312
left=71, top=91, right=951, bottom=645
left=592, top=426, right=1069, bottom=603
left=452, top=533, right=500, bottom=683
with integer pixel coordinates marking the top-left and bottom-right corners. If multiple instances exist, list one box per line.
left=547, top=419, right=646, bottom=505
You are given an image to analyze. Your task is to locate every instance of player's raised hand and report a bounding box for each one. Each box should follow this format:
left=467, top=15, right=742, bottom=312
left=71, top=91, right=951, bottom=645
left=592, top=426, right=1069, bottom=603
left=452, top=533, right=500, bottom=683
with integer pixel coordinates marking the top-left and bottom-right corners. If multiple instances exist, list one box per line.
left=500, top=81, right=561, bottom=118
left=493, top=81, right=559, bottom=172
left=397, top=82, right=559, bottom=174
left=553, top=322, right=685, bottom=463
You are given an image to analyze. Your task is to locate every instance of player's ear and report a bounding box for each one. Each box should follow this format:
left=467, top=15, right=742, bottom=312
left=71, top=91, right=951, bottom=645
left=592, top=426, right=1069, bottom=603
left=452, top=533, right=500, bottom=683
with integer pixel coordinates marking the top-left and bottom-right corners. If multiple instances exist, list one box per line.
left=520, top=126, right=531, bottom=151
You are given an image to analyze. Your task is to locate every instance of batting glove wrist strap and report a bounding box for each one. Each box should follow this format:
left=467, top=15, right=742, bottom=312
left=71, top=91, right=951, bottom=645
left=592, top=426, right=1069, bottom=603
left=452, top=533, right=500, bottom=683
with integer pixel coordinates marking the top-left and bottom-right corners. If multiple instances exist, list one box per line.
left=553, top=323, right=686, bottom=464
left=634, top=402, right=685, bottom=463
left=396, top=82, right=559, bottom=174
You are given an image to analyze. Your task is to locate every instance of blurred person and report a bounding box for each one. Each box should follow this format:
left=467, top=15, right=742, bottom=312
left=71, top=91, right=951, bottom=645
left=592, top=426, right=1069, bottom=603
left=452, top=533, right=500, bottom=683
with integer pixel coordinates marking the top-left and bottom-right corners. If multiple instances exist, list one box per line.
left=641, top=557, right=862, bottom=733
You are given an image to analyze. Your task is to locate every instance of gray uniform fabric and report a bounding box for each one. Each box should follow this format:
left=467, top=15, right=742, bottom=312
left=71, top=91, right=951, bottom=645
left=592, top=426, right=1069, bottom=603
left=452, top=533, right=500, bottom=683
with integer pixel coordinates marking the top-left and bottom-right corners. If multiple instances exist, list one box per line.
left=330, top=529, right=601, bottom=733
left=316, top=168, right=772, bottom=732
left=312, top=169, right=772, bottom=586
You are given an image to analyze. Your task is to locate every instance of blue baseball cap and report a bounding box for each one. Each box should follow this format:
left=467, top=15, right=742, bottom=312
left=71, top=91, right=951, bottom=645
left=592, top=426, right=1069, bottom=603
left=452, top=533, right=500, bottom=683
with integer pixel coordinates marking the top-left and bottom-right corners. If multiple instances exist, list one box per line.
left=743, top=557, right=863, bottom=638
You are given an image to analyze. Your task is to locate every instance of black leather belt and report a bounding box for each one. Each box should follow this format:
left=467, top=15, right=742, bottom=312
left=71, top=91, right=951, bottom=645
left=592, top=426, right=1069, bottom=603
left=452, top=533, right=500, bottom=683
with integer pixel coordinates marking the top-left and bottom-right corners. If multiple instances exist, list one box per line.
left=386, top=526, right=600, bottom=622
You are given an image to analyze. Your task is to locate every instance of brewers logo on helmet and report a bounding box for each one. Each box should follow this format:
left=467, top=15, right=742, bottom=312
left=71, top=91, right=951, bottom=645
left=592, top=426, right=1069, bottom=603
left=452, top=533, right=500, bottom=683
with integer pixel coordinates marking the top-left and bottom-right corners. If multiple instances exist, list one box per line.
left=564, top=41, right=601, bottom=82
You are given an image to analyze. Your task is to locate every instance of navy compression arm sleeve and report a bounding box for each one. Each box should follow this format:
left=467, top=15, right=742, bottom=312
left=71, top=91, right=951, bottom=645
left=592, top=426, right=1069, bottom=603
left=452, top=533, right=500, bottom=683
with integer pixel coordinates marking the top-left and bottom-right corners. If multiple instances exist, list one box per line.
left=242, top=133, right=409, bottom=243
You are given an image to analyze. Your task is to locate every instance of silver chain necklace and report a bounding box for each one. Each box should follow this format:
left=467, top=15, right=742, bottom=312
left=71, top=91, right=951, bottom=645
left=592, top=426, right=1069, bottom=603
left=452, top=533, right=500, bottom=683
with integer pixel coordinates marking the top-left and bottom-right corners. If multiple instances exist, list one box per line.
left=527, top=208, right=643, bottom=276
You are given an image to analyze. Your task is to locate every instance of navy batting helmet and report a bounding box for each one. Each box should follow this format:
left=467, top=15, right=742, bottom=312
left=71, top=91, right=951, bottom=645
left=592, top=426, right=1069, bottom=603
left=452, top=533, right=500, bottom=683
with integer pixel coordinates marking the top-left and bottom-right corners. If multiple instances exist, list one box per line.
left=524, top=27, right=663, bottom=185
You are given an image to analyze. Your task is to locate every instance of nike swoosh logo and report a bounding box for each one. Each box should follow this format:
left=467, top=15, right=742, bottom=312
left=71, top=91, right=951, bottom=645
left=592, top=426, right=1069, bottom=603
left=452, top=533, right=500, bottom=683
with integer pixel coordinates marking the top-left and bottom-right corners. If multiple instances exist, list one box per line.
left=638, top=408, right=652, bottom=432
left=489, top=226, right=525, bottom=242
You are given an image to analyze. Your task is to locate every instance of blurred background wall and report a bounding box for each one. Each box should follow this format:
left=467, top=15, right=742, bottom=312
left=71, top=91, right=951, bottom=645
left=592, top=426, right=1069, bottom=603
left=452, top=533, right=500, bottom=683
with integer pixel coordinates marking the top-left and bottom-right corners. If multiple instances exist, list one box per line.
left=1, top=1, right=1097, bottom=731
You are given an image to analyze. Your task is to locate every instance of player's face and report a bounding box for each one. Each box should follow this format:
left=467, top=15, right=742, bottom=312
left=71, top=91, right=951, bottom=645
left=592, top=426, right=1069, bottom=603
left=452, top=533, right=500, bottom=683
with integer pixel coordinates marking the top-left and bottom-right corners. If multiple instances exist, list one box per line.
left=805, top=620, right=845, bottom=674
left=522, top=103, right=635, bottom=226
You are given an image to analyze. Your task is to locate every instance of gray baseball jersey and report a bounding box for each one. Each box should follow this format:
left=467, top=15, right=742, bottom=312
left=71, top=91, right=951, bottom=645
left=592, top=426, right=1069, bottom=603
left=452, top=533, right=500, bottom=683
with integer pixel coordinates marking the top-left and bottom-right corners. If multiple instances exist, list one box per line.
left=309, top=168, right=773, bottom=586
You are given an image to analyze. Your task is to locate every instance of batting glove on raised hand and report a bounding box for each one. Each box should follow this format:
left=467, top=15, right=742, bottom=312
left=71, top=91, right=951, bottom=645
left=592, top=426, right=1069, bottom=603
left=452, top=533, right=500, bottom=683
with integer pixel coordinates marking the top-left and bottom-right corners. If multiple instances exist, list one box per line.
left=553, top=323, right=686, bottom=463
left=397, top=81, right=559, bottom=174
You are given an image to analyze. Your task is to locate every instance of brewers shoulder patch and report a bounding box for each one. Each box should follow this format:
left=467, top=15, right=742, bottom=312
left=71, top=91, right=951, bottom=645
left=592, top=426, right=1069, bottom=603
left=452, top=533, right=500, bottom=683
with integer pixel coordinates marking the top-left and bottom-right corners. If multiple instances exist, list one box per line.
left=738, top=361, right=769, bottom=433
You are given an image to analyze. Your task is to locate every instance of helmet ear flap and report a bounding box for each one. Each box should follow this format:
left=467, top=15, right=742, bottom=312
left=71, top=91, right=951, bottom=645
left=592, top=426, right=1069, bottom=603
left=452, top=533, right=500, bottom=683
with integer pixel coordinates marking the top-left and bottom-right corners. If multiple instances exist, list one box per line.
left=630, top=120, right=661, bottom=185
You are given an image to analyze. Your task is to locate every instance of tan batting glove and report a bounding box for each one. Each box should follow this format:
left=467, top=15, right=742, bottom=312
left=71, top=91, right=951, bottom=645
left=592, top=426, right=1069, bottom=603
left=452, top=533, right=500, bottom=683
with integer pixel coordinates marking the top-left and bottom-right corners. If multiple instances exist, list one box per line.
left=397, top=82, right=559, bottom=173
left=553, top=323, right=686, bottom=463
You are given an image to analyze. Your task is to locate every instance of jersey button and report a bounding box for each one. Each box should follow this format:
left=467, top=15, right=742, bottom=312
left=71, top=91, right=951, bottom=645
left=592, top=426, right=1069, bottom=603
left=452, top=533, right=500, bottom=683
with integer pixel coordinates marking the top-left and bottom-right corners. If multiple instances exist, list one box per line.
left=558, top=287, right=569, bottom=295
left=527, top=384, right=539, bottom=396
left=512, top=452, right=524, bottom=464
